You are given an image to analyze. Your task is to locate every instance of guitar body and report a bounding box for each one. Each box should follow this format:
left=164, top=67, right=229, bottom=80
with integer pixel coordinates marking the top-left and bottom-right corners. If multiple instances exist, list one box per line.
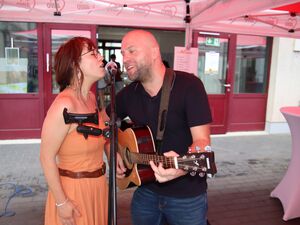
left=118, top=125, right=156, bottom=190
left=117, top=123, right=217, bottom=190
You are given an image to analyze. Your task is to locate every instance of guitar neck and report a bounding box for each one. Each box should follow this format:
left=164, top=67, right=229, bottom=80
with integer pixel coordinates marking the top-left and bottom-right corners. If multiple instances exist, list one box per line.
left=129, top=152, right=176, bottom=169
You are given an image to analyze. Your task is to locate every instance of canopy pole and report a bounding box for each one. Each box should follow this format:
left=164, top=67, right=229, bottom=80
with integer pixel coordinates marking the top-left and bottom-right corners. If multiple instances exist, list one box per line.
left=53, top=0, right=61, bottom=16
left=185, top=23, right=191, bottom=49
left=184, top=0, right=191, bottom=49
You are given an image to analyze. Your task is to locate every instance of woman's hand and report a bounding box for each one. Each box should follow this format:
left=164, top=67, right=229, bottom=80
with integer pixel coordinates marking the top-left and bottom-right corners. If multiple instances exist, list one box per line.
left=149, top=151, right=187, bottom=183
left=57, top=200, right=81, bottom=225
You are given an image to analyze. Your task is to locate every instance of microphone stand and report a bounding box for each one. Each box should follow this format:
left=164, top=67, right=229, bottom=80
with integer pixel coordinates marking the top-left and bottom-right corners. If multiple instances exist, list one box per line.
left=108, top=69, right=118, bottom=225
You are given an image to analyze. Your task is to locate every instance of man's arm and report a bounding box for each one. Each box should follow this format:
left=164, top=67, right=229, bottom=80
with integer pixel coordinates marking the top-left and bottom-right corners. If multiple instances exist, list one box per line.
left=189, top=124, right=211, bottom=152
left=150, top=123, right=211, bottom=183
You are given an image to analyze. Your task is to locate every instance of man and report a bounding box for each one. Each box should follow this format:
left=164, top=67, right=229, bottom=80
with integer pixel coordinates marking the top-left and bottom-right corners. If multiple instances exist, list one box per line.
left=106, top=30, right=212, bottom=225
left=105, top=54, right=123, bottom=93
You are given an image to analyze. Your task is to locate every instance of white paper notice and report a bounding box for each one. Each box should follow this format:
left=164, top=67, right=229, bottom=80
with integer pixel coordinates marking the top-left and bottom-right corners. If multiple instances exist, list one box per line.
left=173, top=47, right=198, bottom=76
left=204, top=51, right=219, bottom=75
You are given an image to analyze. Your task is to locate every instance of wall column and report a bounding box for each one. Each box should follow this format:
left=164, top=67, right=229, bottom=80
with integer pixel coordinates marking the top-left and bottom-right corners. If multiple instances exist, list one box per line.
left=266, top=38, right=300, bottom=133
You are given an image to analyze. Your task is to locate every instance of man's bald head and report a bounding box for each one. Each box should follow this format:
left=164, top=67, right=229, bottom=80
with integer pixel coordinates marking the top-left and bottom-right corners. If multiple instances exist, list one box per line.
left=121, top=30, right=164, bottom=82
left=122, top=30, right=159, bottom=49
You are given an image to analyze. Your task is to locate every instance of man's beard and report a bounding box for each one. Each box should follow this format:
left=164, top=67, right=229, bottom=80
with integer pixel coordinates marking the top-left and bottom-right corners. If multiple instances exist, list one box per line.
left=129, top=65, right=150, bottom=83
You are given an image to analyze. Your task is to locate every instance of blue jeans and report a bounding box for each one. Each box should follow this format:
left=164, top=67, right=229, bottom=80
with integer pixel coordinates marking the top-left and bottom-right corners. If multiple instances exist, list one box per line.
left=131, top=187, right=207, bottom=225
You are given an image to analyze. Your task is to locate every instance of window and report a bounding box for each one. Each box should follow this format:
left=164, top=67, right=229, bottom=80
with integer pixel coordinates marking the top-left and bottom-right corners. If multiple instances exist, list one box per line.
left=197, top=36, right=228, bottom=94
left=234, top=35, right=271, bottom=93
left=0, top=22, right=38, bottom=94
left=98, top=40, right=123, bottom=68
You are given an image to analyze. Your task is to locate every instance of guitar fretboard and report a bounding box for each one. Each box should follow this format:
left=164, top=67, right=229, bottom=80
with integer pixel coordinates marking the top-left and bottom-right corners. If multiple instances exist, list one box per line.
left=129, top=152, right=176, bottom=169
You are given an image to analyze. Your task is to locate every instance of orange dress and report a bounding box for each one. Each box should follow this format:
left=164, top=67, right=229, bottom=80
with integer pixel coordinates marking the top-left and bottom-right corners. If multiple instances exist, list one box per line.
left=44, top=117, right=108, bottom=225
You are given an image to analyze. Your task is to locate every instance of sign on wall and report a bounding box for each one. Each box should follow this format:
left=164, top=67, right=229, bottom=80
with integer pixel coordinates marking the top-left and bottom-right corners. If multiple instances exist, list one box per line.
left=173, top=46, right=198, bottom=76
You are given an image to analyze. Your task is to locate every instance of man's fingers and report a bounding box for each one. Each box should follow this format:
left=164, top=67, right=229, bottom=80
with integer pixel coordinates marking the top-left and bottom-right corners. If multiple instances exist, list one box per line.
left=115, top=153, right=127, bottom=179
left=117, top=153, right=127, bottom=172
left=163, top=150, right=179, bottom=157
left=149, top=161, right=158, bottom=172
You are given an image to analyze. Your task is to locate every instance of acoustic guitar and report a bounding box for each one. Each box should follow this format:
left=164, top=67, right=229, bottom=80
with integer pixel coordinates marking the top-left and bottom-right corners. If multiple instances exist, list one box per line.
left=117, top=124, right=217, bottom=190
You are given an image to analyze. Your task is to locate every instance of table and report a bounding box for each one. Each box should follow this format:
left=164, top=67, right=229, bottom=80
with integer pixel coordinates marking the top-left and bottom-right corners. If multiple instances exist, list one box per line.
left=270, top=106, right=300, bottom=221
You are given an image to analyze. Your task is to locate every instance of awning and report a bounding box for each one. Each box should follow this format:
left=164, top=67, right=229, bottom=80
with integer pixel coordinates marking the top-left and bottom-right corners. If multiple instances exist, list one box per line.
left=0, top=0, right=299, bottom=38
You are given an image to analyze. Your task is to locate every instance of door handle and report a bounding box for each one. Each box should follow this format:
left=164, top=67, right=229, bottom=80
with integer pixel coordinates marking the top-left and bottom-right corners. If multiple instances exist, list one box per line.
left=46, top=53, right=49, bottom=72
left=223, top=83, right=231, bottom=93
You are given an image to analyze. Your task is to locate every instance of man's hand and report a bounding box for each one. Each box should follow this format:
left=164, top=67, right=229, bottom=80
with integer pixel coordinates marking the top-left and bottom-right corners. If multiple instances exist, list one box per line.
left=149, top=151, right=187, bottom=183
left=116, top=153, right=127, bottom=179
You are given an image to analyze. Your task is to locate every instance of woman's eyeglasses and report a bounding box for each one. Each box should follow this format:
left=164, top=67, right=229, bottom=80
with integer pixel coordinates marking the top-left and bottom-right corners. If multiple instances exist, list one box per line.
left=81, top=49, right=100, bottom=57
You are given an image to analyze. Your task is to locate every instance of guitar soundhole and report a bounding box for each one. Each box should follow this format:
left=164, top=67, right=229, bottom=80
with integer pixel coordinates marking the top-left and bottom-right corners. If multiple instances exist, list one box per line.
left=122, top=148, right=133, bottom=178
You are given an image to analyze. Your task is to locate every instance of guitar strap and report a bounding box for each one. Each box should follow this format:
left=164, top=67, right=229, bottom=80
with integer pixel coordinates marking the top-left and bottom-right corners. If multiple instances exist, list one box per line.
left=156, top=68, right=176, bottom=154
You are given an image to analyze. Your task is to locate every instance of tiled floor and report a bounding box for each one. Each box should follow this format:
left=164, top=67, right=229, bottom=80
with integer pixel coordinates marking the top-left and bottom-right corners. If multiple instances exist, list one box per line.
left=1, top=133, right=300, bottom=225
left=116, top=187, right=300, bottom=225
left=116, top=134, right=300, bottom=225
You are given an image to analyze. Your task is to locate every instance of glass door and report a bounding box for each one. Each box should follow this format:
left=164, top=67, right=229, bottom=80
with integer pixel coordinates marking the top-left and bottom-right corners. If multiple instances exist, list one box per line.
left=43, top=24, right=96, bottom=113
left=198, top=36, right=229, bottom=94
left=193, top=32, right=235, bottom=134
left=227, top=35, right=271, bottom=131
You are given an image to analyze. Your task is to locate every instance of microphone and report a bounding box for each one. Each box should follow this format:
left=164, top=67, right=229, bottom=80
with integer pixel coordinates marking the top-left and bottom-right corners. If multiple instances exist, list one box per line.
left=77, top=125, right=102, bottom=139
left=105, top=61, right=118, bottom=76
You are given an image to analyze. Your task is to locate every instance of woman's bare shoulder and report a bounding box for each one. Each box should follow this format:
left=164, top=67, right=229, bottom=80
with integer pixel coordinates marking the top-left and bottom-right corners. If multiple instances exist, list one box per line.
left=47, top=90, right=76, bottom=116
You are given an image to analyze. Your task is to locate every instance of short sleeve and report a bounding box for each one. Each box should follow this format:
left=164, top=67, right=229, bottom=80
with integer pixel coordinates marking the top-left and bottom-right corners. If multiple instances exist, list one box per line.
left=185, top=76, right=212, bottom=127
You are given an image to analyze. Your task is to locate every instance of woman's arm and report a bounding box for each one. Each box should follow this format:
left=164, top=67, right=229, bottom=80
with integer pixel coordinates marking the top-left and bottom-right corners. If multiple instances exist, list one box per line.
left=40, top=97, right=80, bottom=224
left=40, top=99, right=69, bottom=203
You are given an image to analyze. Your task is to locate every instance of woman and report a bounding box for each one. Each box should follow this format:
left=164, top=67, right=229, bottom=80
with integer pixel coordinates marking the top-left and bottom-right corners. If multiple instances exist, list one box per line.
left=40, top=37, right=108, bottom=225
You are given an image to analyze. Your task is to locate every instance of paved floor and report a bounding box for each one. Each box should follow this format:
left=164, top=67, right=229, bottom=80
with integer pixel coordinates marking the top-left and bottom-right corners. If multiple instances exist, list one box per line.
left=1, top=133, right=300, bottom=225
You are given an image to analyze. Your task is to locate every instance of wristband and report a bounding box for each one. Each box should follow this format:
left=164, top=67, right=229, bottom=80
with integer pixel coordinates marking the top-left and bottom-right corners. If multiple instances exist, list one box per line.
left=55, top=198, right=68, bottom=207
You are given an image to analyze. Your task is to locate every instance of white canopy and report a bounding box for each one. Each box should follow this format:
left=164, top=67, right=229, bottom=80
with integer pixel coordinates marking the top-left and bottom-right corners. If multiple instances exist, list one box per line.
left=1, top=0, right=300, bottom=38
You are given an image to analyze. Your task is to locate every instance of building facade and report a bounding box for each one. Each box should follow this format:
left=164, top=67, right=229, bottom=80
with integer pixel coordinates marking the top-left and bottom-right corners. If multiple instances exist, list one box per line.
left=0, top=21, right=299, bottom=139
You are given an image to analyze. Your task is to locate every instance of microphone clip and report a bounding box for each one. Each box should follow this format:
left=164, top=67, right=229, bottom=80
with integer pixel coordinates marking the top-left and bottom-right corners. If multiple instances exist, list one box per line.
left=63, top=108, right=98, bottom=125
left=76, top=125, right=110, bottom=139
left=63, top=108, right=110, bottom=139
